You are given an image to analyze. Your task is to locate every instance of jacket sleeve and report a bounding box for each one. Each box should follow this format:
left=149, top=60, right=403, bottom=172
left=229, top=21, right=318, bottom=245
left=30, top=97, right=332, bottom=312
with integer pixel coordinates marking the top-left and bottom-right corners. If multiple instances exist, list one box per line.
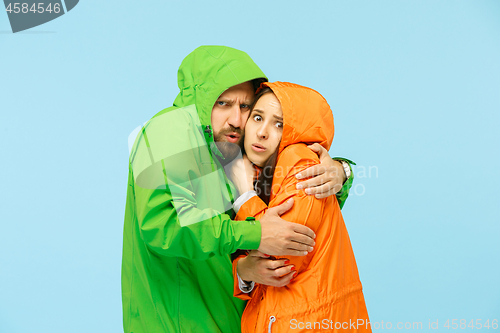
left=133, top=178, right=261, bottom=260
left=235, top=145, right=337, bottom=273
left=130, top=114, right=261, bottom=260
left=232, top=254, right=254, bottom=300
left=332, top=157, right=356, bottom=209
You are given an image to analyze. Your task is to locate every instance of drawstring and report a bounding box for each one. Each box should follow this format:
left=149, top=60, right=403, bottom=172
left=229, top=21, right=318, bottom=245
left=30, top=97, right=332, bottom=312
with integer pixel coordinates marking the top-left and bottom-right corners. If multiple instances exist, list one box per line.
left=268, top=316, right=276, bottom=333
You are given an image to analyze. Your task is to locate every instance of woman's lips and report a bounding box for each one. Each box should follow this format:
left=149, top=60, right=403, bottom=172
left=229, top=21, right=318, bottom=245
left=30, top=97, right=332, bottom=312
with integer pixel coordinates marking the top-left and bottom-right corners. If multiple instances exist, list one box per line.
left=251, top=143, right=266, bottom=153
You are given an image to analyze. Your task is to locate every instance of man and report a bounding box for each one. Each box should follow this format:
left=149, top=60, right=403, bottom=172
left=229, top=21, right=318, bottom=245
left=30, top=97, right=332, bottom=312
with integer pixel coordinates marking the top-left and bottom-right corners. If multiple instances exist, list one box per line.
left=122, top=46, right=355, bottom=332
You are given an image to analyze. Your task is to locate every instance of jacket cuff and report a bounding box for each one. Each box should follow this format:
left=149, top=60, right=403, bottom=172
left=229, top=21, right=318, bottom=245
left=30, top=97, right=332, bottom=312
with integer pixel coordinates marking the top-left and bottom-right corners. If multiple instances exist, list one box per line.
left=235, top=196, right=268, bottom=221
left=332, top=157, right=356, bottom=166
left=232, top=219, right=261, bottom=250
left=232, top=190, right=258, bottom=214
left=332, top=157, right=355, bottom=209
left=233, top=255, right=253, bottom=300
left=237, top=272, right=255, bottom=293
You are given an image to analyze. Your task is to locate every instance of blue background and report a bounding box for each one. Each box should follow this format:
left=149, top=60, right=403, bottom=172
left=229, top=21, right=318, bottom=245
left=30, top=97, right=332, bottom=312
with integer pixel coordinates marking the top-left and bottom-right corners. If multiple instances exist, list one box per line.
left=1, top=1, right=499, bottom=332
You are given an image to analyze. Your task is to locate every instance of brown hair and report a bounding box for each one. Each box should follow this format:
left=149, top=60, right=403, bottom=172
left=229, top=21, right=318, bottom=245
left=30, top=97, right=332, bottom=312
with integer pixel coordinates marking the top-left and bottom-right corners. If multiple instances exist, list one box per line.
left=248, top=87, right=281, bottom=205
left=230, top=86, right=279, bottom=262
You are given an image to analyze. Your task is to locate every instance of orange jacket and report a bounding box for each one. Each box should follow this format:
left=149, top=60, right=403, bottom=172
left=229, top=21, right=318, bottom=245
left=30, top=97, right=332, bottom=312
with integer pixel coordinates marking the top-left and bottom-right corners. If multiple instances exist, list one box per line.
left=233, top=82, right=371, bottom=332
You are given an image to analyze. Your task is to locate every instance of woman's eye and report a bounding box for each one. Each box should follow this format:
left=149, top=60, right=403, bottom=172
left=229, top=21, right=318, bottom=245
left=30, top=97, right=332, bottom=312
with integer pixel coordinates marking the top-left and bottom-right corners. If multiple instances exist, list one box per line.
left=276, top=122, right=283, bottom=129
left=253, top=115, right=262, bottom=121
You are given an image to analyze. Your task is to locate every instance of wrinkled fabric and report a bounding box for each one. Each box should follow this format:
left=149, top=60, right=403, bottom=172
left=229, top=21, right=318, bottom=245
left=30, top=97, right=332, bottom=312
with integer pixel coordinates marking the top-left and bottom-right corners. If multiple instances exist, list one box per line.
left=233, top=82, right=371, bottom=333
left=122, top=46, right=267, bottom=333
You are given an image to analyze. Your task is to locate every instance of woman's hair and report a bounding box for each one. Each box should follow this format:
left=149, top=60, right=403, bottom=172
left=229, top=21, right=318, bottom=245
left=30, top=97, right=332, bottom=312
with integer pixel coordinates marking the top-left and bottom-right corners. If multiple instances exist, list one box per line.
left=230, top=86, right=279, bottom=262
left=249, top=87, right=281, bottom=205
left=251, top=78, right=268, bottom=92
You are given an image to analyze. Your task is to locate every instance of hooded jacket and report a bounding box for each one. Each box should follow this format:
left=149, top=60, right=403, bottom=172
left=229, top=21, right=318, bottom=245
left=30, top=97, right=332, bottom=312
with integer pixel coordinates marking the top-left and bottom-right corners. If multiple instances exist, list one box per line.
left=233, top=82, right=371, bottom=333
left=121, top=46, right=268, bottom=333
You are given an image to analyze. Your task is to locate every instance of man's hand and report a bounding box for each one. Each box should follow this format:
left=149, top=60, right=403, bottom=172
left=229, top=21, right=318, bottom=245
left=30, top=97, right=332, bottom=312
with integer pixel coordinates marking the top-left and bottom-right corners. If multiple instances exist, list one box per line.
left=295, top=143, right=346, bottom=199
left=237, top=251, right=296, bottom=288
left=258, top=199, right=316, bottom=256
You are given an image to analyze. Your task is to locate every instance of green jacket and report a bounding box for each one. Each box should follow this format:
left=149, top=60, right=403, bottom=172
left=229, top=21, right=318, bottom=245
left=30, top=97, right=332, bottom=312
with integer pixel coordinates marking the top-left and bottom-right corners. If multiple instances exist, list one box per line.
left=121, top=46, right=355, bottom=333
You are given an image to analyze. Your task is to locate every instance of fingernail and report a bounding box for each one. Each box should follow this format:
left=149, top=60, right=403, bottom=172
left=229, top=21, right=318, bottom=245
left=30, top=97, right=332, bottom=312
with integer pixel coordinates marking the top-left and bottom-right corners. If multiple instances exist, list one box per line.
left=291, top=266, right=296, bottom=271
left=296, top=183, right=303, bottom=189
left=309, top=247, right=314, bottom=252
left=284, top=260, right=290, bottom=265
left=296, top=173, right=302, bottom=179
left=293, top=271, right=298, bottom=277
left=303, top=251, right=308, bottom=255
left=263, top=254, right=270, bottom=257
left=305, top=189, right=311, bottom=195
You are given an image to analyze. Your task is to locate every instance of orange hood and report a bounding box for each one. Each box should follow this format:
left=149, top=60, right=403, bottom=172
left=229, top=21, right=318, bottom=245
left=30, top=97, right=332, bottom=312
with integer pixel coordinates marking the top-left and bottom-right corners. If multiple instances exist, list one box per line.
left=259, top=81, right=334, bottom=155
left=233, top=84, right=370, bottom=333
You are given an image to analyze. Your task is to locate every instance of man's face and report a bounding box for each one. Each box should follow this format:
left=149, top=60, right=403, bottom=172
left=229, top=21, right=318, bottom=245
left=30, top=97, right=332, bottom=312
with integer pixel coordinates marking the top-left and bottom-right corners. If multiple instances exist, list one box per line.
left=211, top=81, right=254, bottom=158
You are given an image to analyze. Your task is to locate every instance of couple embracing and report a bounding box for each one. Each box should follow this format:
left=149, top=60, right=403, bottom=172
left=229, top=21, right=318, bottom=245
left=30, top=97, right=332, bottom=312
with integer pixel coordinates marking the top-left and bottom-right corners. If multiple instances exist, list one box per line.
left=122, top=45, right=371, bottom=332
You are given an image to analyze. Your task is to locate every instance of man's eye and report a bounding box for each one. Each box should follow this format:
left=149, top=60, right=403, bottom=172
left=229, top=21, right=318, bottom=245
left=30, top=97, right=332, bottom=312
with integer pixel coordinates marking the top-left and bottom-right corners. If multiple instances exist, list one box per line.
left=253, top=115, right=262, bottom=121
left=217, top=101, right=227, bottom=106
left=241, top=104, right=250, bottom=109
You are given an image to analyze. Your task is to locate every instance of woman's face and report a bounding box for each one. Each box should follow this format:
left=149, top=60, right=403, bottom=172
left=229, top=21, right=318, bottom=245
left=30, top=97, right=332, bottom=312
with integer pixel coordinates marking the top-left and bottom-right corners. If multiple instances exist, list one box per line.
left=244, top=92, right=283, bottom=167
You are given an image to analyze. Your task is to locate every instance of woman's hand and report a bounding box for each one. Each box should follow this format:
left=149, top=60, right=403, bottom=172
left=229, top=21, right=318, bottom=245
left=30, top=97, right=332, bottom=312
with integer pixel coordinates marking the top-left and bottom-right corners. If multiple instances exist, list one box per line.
left=224, top=154, right=256, bottom=196
left=237, top=250, right=296, bottom=288
left=295, top=143, right=347, bottom=199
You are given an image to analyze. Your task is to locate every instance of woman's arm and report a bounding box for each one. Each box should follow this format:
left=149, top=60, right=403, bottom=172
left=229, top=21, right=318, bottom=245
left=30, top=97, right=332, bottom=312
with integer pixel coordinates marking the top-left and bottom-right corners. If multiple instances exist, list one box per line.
left=233, top=144, right=337, bottom=296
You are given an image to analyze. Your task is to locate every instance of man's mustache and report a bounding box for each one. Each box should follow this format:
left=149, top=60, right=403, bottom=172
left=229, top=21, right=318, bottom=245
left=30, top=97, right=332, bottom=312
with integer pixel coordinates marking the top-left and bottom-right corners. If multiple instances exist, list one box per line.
left=217, top=126, right=244, bottom=137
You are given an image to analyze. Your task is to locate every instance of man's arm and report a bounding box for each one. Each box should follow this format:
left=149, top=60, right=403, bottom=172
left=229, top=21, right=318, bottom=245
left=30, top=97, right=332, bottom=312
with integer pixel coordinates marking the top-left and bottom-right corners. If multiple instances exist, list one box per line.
left=134, top=182, right=258, bottom=260
left=295, top=143, right=355, bottom=207
left=233, top=146, right=356, bottom=207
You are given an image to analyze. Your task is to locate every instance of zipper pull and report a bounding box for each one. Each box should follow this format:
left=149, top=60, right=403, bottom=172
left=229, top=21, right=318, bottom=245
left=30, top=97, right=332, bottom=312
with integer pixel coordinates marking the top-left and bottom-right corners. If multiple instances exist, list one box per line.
left=204, top=125, right=212, bottom=138
left=268, top=316, right=276, bottom=333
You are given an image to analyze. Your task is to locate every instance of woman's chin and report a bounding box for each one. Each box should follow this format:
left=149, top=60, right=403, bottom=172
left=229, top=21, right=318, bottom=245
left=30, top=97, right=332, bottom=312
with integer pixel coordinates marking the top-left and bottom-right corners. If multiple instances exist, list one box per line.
left=247, top=155, right=263, bottom=167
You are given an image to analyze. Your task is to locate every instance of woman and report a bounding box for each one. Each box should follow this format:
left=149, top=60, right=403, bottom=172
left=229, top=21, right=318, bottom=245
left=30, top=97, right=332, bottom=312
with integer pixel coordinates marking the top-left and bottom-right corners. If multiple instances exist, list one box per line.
left=230, top=82, right=371, bottom=332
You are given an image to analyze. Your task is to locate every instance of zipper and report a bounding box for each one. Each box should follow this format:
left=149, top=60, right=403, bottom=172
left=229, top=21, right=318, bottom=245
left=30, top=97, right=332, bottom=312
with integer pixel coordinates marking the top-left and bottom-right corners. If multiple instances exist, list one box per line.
left=204, top=125, right=213, bottom=138
left=268, top=316, right=276, bottom=333
left=202, top=124, right=224, bottom=159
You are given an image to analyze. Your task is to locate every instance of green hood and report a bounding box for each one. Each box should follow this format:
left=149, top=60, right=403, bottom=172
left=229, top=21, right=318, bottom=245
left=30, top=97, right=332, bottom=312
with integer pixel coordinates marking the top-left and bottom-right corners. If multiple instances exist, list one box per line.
left=173, top=45, right=267, bottom=130
left=122, top=47, right=268, bottom=333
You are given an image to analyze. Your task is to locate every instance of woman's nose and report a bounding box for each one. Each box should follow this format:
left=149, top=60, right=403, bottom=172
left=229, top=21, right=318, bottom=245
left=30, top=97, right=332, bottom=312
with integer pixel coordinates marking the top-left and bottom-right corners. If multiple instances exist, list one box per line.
left=257, top=125, right=268, bottom=140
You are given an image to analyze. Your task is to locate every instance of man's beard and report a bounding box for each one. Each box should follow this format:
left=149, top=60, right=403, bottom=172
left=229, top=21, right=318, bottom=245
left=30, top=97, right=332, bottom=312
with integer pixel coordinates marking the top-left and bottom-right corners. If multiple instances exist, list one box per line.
left=213, top=126, right=244, bottom=163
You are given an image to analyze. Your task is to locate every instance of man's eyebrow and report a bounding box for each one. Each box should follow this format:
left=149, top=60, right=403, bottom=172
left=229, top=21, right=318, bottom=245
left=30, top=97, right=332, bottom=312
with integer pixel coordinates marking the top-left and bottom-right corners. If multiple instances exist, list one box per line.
left=216, top=97, right=235, bottom=103
left=215, top=98, right=252, bottom=105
